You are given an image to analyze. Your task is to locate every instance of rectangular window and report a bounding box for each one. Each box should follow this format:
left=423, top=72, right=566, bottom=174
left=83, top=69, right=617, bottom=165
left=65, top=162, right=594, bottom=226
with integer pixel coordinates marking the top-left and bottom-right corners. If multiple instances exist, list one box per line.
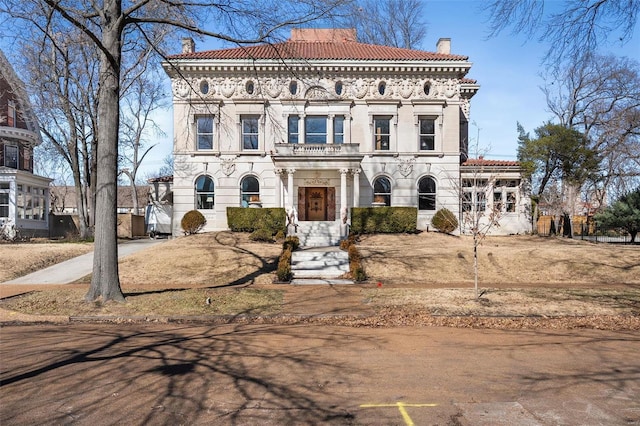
left=462, top=190, right=472, bottom=212
left=374, top=117, right=390, bottom=150
left=305, top=116, right=327, bottom=144
left=196, top=116, right=214, bottom=150
left=419, top=118, right=435, bottom=150
left=333, top=116, right=344, bottom=144
left=506, top=192, right=516, bottom=212
left=7, top=101, right=16, bottom=127
left=242, top=116, right=259, bottom=150
left=287, top=116, right=299, bottom=144
left=493, top=190, right=503, bottom=212
left=4, top=145, right=18, bottom=169
left=0, top=183, right=9, bottom=218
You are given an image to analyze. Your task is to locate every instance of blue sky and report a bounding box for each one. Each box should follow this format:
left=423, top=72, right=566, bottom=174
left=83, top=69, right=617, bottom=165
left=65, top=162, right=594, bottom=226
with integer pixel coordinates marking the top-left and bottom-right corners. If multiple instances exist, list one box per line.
left=40, top=0, right=636, bottom=178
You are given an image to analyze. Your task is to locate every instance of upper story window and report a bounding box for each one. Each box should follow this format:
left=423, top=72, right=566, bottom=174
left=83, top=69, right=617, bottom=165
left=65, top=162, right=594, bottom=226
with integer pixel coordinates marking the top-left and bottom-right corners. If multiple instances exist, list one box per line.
left=335, top=81, right=343, bottom=96
left=419, top=118, right=435, bottom=151
left=242, top=116, right=259, bottom=150
left=305, top=116, right=327, bottom=144
left=195, top=175, right=215, bottom=209
left=4, top=145, right=18, bottom=169
left=289, top=81, right=298, bottom=95
left=418, top=176, right=436, bottom=210
left=374, top=116, right=391, bottom=151
left=333, top=116, right=344, bottom=144
left=241, top=175, right=260, bottom=206
left=7, top=101, right=16, bottom=127
left=288, top=115, right=299, bottom=144
left=196, top=116, right=214, bottom=150
left=373, top=176, right=391, bottom=206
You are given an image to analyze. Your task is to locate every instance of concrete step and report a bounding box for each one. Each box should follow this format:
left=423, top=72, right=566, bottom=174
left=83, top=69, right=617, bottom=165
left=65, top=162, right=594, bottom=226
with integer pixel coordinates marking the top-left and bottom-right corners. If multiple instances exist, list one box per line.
left=291, top=249, right=350, bottom=279
left=290, top=278, right=354, bottom=285
left=295, top=221, right=342, bottom=247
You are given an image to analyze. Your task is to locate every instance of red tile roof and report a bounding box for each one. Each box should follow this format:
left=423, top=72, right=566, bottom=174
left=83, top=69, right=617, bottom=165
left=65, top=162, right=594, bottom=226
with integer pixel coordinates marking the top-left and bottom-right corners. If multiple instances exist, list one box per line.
left=169, top=40, right=468, bottom=62
left=462, top=158, right=520, bottom=167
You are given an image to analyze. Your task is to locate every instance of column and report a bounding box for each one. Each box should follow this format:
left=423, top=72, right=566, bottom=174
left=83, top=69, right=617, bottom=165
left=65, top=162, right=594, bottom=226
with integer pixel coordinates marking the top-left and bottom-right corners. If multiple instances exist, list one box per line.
left=287, top=168, right=296, bottom=209
left=339, top=168, right=350, bottom=237
left=274, top=169, right=283, bottom=208
left=327, top=114, right=335, bottom=144
left=352, top=168, right=360, bottom=207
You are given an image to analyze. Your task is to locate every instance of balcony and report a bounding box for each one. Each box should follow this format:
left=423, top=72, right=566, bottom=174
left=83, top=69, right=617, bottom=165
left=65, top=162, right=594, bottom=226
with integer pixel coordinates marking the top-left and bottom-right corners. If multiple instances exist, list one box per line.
left=274, top=143, right=361, bottom=156
left=272, top=143, right=364, bottom=169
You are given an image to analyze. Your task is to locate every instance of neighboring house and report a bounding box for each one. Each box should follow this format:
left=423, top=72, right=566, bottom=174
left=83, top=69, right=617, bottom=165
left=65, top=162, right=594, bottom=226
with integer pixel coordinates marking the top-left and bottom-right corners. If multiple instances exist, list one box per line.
left=163, top=28, right=529, bottom=235
left=147, top=175, right=173, bottom=205
left=50, top=186, right=150, bottom=215
left=0, top=50, right=52, bottom=237
left=460, top=158, right=531, bottom=235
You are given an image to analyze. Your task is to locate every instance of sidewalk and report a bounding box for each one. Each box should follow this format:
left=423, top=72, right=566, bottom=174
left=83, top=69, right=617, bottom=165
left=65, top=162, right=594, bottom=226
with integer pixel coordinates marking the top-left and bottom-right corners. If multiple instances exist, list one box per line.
left=1, top=238, right=166, bottom=287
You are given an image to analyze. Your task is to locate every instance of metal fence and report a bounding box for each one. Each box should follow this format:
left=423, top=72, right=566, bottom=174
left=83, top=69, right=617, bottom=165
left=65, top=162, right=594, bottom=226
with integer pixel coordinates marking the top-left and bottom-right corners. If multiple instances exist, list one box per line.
left=537, top=218, right=635, bottom=244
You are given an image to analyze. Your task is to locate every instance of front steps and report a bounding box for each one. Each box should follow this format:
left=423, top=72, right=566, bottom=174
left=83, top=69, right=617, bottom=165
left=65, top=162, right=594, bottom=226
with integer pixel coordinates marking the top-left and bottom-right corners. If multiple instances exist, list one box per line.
left=290, top=221, right=353, bottom=284
left=295, top=221, right=342, bottom=247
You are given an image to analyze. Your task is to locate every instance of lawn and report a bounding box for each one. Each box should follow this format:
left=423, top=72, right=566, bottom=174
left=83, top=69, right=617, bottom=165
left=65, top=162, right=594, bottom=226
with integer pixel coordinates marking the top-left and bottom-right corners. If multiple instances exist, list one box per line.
left=1, top=231, right=639, bottom=326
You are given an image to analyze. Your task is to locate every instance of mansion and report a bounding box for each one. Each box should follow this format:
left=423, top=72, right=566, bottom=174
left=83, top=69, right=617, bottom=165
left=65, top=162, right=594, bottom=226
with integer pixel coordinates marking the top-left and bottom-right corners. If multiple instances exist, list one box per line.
left=163, top=29, right=530, bottom=236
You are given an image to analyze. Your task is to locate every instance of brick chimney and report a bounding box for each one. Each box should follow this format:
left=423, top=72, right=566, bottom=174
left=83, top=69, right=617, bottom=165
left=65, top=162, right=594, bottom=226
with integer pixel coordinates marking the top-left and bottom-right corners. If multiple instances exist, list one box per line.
left=436, top=38, right=451, bottom=54
left=181, top=38, right=195, bottom=54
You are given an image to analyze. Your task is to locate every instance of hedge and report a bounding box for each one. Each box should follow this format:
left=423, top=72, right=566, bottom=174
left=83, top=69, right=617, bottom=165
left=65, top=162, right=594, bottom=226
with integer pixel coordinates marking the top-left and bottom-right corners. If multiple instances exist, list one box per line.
left=350, top=207, right=418, bottom=234
left=227, top=207, right=287, bottom=234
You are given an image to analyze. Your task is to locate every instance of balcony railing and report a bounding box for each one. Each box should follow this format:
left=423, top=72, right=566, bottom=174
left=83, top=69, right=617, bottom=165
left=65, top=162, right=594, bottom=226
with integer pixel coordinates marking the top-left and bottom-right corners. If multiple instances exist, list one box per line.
left=274, top=143, right=360, bottom=156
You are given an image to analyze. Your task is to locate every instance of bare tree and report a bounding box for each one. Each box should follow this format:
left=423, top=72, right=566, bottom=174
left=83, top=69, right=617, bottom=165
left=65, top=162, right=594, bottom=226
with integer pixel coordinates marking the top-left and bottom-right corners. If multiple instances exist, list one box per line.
left=1, top=0, right=346, bottom=302
left=19, top=30, right=99, bottom=239
left=484, top=0, right=638, bottom=65
left=119, top=70, right=167, bottom=215
left=339, top=0, right=427, bottom=49
left=542, top=54, right=640, bottom=203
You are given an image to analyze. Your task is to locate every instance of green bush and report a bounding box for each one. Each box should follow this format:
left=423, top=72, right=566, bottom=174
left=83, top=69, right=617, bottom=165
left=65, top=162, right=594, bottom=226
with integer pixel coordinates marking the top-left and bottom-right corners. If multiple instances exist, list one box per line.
left=277, top=248, right=293, bottom=282
left=227, top=207, right=286, bottom=234
left=431, top=208, right=458, bottom=234
left=181, top=210, right=207, bottom=235
left=250, top=228, right=274, bottom=242
left=350, top=207, right=417, bottom=234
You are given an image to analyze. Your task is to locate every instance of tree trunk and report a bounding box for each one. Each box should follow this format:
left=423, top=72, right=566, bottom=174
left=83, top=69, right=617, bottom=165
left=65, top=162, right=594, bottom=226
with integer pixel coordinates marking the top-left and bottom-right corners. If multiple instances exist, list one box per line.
left=85, top=0, right=124, bottom=302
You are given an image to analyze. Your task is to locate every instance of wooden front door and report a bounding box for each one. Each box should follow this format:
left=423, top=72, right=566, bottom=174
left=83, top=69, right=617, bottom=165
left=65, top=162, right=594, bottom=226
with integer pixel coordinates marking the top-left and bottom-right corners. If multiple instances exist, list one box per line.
left=305, top=187, right=327, bottom=221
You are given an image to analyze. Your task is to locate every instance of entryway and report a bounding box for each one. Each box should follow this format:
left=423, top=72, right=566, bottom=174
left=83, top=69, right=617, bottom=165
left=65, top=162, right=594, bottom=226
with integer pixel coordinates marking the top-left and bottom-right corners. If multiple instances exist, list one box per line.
left=297, top=187, right=336, bottom=221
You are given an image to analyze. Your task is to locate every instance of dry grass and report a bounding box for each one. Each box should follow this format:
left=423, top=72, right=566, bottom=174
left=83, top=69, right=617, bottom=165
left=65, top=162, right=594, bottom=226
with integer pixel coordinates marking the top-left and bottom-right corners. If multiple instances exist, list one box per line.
left=1, top=231, right=639, bottom=323
left=358, top=233, right=640, bottom=287
left=3, top=288, right=283, bottom=317
left=0, top=241, right=93, bottom=282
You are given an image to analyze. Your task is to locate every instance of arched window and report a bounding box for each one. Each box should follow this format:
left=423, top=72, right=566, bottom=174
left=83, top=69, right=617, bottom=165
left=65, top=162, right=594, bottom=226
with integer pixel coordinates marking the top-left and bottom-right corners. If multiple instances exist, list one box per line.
left=195, top=175, right=214, bottom=209
left=418, top=176, right=436, bottom=210
left=241, top=175, right=260, bottom=206
left=373, top=176, right=391, bottom=206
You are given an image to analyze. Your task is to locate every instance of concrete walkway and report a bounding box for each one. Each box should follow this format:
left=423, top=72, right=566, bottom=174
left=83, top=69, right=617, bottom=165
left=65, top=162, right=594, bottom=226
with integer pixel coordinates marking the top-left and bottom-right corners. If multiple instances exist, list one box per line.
left=2, top=238, right=166, bottom=285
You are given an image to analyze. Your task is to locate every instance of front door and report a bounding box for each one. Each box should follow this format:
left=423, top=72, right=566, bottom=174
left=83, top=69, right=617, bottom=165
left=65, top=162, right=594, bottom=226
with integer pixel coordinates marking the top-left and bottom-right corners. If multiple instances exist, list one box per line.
left=306, top=187, right=327, bottom=221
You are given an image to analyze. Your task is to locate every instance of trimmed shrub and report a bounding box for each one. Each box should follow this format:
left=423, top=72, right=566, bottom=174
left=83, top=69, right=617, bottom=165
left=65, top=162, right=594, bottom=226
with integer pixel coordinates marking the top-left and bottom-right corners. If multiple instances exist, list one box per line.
left=350, top=207, right=418, bottom=234
left=277, top=248, right=293, bottom=282
left=227, top=207, right=286, bottom=235
left=283, top=236, right=300, bottom=252
left=340, top=234, right=366, bottom=282
left=431, top=208, right=458, bottom=234
left=274, top=230, right=285, bottom=242
left=181, top=210, right=206, bottom=235
left=250, top=228, right=274, bottom=242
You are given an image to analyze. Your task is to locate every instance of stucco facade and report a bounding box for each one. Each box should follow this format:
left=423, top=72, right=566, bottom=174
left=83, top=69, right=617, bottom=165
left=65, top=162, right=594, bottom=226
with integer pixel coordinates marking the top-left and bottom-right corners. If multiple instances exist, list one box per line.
left=163, top=29, right=529, bottom=235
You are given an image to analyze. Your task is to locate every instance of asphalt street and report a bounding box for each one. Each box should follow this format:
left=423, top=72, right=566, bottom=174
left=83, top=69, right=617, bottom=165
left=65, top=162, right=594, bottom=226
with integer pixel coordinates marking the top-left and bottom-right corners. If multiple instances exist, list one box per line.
left=1, top=323, right=638, bottom=425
